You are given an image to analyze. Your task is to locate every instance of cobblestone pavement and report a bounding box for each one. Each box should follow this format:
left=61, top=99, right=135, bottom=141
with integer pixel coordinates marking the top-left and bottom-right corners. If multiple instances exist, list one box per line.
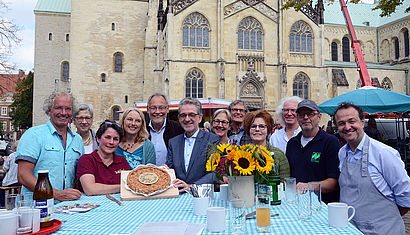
left=404, top=212, right=410, bottom=235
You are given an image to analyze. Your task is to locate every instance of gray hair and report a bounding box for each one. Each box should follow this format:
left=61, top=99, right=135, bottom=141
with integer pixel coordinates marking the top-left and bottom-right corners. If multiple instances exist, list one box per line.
left=178, top=97, right=202, bottom=114
left=43, top=91, right=77, bottom=116
left=74, top=103, right=94, bottom=118
left=276, top=96, right=303, bottom=126
left=212, top=109, right=232, bottom=123
left=147, top=92, right=168, bottom=106
left=228, top=100, right=248, bottom=112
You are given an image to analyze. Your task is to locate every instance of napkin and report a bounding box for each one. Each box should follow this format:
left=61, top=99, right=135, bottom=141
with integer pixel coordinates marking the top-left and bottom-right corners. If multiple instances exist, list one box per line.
left=133, top=222, right=204, bottom=235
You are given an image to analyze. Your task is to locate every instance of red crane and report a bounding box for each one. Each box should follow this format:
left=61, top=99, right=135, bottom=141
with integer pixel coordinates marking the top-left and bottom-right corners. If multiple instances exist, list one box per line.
left=339, top=0, right=372, bottom=86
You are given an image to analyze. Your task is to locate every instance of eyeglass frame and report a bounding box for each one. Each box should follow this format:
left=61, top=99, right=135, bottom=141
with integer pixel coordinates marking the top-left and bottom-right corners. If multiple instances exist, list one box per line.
left=178, top=113, right=200, bottom=119
left=297, top=111, right=319, bottom=118
left=147, top=106, right=168, bottom=111
left=250, top=124, right=267, bottom=130
left=212, top=119, right=230, bottom=126
left=74, top=116, right=92, bottom=122
left=282, top=108, right=297, bottom=113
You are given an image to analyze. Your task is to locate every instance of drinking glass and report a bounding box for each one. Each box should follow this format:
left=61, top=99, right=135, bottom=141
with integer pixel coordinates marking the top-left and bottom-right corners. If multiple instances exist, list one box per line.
left=284, top=177, right=296, bottom=205
left=229, top=199, right=246, bottom=235
left=297, top=186, right=312, bottom=221
left=17, top=200, right=34, bottom=234
left=308, top=181, right=321, bottom=213
left=256, top=194, right=271, bottom=233
left=5, top=194, right=18, bottom=210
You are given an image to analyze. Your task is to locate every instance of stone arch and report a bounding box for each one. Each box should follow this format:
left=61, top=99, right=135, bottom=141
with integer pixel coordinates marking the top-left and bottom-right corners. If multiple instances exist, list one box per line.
left=400, top=27, right=409, bottom=57
left=364, top=41, right=375, bottom=62
left=111, top=105, right=121, bottom=121
left=292, top=72, right=310, bottom=99
left=380, top=39, right=390, bottom=61
left=239, top=79, right=264, bottom=110
left=381, top=77, right=392, bottom=90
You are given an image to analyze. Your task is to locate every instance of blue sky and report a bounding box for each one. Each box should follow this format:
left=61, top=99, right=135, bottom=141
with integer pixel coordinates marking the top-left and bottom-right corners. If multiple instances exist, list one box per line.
left=3, top=0, right=36, bottom=73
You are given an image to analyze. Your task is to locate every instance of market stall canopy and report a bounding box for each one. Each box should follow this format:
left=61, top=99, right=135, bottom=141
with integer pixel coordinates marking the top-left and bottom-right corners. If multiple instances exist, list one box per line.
left=319, top=86, right=410, bottom=115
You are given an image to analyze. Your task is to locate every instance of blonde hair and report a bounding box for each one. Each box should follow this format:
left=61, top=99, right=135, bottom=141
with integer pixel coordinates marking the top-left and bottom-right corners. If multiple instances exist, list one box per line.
left=120, top=108, right=149, bottom=143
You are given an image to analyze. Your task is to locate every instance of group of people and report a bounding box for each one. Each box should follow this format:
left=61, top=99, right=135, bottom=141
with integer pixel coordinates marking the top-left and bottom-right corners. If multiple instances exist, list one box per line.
left=10, top=90, right=410, bottom=234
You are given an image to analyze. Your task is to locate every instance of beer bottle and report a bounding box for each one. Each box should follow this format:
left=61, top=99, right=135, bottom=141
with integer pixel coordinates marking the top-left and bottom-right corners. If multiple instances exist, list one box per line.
left=33, top=170, right=54, bottom=228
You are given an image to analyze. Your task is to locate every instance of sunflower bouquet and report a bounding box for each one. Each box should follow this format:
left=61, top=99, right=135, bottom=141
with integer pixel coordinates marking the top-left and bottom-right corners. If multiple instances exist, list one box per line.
left=206, top=143, right=277, bottom=181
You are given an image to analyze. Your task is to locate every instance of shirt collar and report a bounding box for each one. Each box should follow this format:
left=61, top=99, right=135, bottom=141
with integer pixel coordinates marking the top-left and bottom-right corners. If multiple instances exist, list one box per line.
left=149, top=118, right=167, bottom=132
left=184, top=128, right=200, bottom=139
left=345, top=133, right=367, bottom=153
left=46, top=120, right=75, bottom=137
left=92, top=150, right=122, bottom=164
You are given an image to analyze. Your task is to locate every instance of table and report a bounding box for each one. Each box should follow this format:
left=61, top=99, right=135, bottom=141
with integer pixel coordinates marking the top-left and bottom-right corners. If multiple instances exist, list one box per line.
left=54, top=193, right=363, bottom=234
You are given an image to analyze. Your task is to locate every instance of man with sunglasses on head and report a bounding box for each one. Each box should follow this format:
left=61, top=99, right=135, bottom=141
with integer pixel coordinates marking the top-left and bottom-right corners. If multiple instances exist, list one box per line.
left=146, top=93, right=184, bottom=166
left=286, top=99, right=341, bottom=204
left=166, top=98, right=219, bottom=192
left=73, top=103, right=98, bottom=154
left=16, top=91, right=84, bottom=201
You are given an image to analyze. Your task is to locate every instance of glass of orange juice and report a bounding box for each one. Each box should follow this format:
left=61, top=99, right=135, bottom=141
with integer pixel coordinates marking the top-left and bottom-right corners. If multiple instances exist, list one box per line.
left=256, top=194, right=271, bottom=233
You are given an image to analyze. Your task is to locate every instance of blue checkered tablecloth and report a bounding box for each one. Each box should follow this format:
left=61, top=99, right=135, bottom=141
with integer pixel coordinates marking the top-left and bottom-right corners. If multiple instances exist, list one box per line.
left=53, top=193, right=363, bottom=234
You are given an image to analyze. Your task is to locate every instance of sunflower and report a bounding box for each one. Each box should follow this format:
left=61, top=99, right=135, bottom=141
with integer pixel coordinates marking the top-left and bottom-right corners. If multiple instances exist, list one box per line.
left=217, top=143, right=236, bottom=160
left=254, top=145, right=274, bottom=174
left=233, top=149, right=256, bottom=175
left=206, top=153, right=220, bottom=171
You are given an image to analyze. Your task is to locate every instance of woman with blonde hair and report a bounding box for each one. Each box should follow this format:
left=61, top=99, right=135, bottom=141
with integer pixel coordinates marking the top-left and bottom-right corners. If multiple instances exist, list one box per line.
left=115, top=108, right=156, bottom=169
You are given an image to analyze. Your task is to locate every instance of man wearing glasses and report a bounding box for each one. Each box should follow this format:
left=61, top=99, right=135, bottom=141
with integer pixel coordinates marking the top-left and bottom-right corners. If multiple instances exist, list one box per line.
left=16, top=91, right=84, bottom=201
left=228, top=100, right=251, bottom=145
left=73, top=104, right=98, bottom=154
left=269, top=96, right=302, bottom=154
left=166, top=98, right=219, bottom=192
left=146, top=93, right=184, bottom=166
left=286, top=99, right=341, bottom=203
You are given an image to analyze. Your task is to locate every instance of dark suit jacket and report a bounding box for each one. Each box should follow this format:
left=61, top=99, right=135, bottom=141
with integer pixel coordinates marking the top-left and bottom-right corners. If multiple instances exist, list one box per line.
left=147, top=119, right=184, bottom=149
left=166, top=129, right=220, bottom=185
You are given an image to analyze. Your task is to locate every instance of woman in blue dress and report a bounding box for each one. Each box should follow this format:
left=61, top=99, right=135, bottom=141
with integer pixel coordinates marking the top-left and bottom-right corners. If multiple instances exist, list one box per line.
left=115, top=108, right=156, bottom=169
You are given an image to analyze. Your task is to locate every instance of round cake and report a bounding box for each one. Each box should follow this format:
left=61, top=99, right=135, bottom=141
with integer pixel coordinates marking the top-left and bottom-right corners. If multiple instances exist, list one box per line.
left=127, top=165, right=171, bottom=195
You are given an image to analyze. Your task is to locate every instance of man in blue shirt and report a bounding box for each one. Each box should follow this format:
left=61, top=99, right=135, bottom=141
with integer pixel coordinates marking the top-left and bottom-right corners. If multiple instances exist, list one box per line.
left=334, top=102, right=409, bottom=234
left=16, top=92, right=84, bottom=201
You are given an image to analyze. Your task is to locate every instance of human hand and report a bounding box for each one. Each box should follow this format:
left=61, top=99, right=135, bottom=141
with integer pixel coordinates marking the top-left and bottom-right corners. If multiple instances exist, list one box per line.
left=296, top=182, right=308, bottom=194
left=173, top=179, right=191, bottom=192
left=54, top=188, right=82, bottom=201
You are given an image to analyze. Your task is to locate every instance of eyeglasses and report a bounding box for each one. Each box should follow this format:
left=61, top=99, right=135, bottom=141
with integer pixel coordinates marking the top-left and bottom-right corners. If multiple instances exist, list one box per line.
left=212, top=120, right=229, bottom=126
left=75, top=116, right=92, bottom=122
left=178, top=113, right=200, bottom=119
left=282, top=108, right=297, bottom=113
left=148, top=106, right=167, bottom=111
left=297, top=112, right=318, bottom=118
left=250, top=124, right=267, bottom=130
left=101, top=120, right=121, bottom=128
left=230, top=108, right=245, bottom=113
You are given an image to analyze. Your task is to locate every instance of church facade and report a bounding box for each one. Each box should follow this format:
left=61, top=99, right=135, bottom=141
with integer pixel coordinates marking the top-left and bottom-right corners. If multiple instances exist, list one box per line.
left=33, top=0, right=409, bottom=126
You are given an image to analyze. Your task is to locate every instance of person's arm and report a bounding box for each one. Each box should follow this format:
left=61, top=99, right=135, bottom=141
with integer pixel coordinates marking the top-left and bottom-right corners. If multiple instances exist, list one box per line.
left=18, top=160, right=81, bottom=201
left=3, top=155, right=10, bottom=172
left=79, top=174, right=120, bottom=196
left=173, top=178, right=192, bottom=193
left=144, top=140, right=156, bottom=165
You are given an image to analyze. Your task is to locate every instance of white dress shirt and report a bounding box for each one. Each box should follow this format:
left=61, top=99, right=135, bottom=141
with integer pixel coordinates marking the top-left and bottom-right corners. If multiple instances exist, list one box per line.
left=149, top=119, right=168, bottom=166
left=184, top=129, right=200, bottom=171
left=338, top=134, right=410, bottom=208
left=269, top=126, right=301, bottom=153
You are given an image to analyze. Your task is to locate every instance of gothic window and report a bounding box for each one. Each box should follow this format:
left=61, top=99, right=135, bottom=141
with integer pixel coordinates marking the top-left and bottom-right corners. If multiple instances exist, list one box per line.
left=114, top=52, right=123, bottom=72
left=61, top=61, right=69, bottom=81
left=342, top=37, right=350, bottom=62
left=238, top=17, right=263, bottom=51
left=331, top=42, right=338, bottom=61
left=185, top=68, right=204, bottom=98
left=289, top=21, right=312, bottom=53
left=48, top=33, right=52, bottom=41
left=393, top=37, right=399, bottom=60
left=403, top=29, right=409, bottom=57
left=292, top=72, right=310, bottom=99
left=182, top=13, right=210, bottom=48
left=112, top=107, right=120, bottom=121
left=101, top=73, right=106, bottom=82
left=381, top=77, right=392, bottom=90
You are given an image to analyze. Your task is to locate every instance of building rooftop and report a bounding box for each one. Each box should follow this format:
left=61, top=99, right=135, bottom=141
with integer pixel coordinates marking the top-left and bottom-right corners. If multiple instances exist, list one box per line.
left=325, top=61, right=408, bottom=71
left=34, top=0, right=70, bottom=14
left=0, top=71, right=26, bottom=96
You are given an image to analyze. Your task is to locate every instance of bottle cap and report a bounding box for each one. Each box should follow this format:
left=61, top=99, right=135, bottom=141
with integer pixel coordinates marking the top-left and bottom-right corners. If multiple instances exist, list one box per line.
left=37, top=170, right=49, bottom=173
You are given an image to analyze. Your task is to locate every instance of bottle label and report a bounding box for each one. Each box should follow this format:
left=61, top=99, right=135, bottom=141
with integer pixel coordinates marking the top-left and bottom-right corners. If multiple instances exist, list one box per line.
left=35, top=199, right=54, bottom=222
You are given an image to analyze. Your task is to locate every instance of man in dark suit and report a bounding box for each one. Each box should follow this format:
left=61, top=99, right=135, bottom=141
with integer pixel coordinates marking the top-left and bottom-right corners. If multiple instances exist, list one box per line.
left=166, top=97, right=219, bottom=192
left=146, top=93, right=184, bottom=166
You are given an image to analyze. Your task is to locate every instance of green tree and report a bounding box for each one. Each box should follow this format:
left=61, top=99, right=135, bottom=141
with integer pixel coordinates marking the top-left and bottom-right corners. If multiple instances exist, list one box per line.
left=10, top=71, right=33, bottom=129
left=282, top=0, right=409, bottom=17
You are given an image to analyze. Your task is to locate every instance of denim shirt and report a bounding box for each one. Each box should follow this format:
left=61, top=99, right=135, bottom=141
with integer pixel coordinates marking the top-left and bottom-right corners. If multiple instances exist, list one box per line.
left=16, top=120, right=84, bottom=195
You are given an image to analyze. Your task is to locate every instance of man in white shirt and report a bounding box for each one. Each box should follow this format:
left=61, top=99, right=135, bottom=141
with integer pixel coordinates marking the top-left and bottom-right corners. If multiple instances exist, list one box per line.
left=334, top=102, right=410, bottom=234
left=269, top=96, right=302, bottom=153
left=146, top=93, right=184, bottom=166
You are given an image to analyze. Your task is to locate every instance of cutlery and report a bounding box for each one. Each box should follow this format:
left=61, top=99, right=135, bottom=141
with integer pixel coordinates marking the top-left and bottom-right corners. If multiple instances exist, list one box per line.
left=106, top=194, right=124, bottom=206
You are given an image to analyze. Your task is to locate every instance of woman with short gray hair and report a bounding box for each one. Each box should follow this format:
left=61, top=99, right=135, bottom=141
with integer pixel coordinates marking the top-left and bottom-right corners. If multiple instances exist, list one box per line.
left=73, top=104, right=97, bottom=154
